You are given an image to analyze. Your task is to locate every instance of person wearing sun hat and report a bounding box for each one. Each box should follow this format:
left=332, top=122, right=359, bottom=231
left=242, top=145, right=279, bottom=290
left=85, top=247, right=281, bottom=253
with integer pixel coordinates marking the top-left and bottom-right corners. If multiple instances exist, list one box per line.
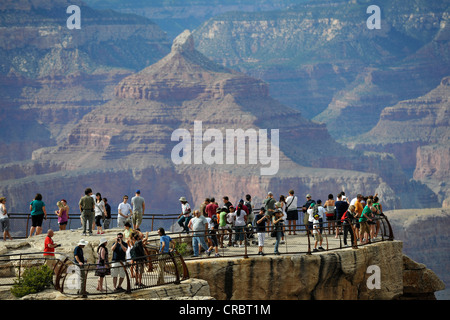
left=177, top=196, right=192, bottom=233
left=74, top=239, right=88, bottom=295
left=95, top=237, right=110, bottom=291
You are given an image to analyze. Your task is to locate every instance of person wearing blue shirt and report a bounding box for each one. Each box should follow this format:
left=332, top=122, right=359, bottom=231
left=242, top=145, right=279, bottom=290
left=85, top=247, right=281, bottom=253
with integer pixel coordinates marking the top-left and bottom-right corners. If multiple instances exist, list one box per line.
left=157, top=227, right=173, bottom=285
left=158, top=227, right=173, bottom=254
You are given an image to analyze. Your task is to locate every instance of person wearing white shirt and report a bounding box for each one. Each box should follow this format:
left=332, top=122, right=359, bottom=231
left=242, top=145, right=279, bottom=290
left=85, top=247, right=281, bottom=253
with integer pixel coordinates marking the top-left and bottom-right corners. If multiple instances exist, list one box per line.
left=177, top=197, right=192, bottom=233
left=117, top=195, right=132, bottom=228
left=285, top=190, right=298, bottom=235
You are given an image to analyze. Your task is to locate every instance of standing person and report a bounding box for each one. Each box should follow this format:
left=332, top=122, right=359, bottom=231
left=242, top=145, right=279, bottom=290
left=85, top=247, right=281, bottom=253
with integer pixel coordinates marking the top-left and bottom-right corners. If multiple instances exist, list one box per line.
left=285, top=190, right=298, bottom=235
left=56, top=199, right=69, bottom=231
left=0, top=197, right=12, bottom=241
left=312, top=213, right=325, bottom=252
left=359, top=199, right=374, bottom=245
left=354, top=194, right=364, bottom=240
left=157, top=227, right=173, bottom=284
left=272, top=209, right=284, bottom=255
left=95, top=238, right=110, bottom=292
left=253, top=207, right=269, bottom=256
left=79, top=188, right=95, bottom=236
left=302, top=194, right=315, bottom=234
left=117, top=195, right=132, bottom=228
left=323, top=194, right=335, bottom=235
left=94, top=193, right=106, bottom=235
left=103, top=198, right=111, bottom=230
left=231, top=203, right=247, bottom=248
left=335, top=193, right=349, bottom=239
left=111, top=232, right=128, bottom=292
left=218, top=207, right=232, bottom=248
left=205, top=197, right=218, bottom=219
left=29, top=193, right=47, bottom=237
left=244, top=194, right=254, bottom=227
left=200, top=198, right=210, bottom=217
left=131, top=190, right=145, bottom=230
left=74, top=239, right=88, bottom=294
left=372, top=196, right=383, bottom=237
left=342, top=205, right=357, bottom=247
left=222, top=196, right=233, bottom=210
left=177, top=197, right=192, bottom=233
left=43, top=229, right=60, bottom=269
left=264, top=192, right=276, bottom=232
left=131, top=232, right=147, bottom=287
left=188, top=210, right=211, bottom=257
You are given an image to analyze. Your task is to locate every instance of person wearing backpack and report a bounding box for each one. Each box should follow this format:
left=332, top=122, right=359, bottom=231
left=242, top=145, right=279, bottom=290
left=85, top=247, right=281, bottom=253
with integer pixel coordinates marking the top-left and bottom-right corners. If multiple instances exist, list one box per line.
left=342, top=205, right=357, bottom=247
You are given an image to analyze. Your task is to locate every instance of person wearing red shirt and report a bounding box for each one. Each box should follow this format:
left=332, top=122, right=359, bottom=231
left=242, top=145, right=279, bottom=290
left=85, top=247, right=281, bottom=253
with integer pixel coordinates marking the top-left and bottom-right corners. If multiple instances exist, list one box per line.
left=44, top=229, right=59, bottom=257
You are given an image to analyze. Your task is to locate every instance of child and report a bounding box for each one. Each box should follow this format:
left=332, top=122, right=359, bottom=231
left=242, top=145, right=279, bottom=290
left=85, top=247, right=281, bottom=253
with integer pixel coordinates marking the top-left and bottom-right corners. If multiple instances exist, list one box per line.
left=207, top=215, right=220, bottom=257
left=313, top=214, right=325, bottom=252
left=253, top=207, right=269, bottom=256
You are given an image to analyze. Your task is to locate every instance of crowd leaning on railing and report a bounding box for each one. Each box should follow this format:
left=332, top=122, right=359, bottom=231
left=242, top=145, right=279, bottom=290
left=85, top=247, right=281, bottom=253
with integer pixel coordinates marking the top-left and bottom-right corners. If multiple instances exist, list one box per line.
left=0, top=187, right=386, bottom=292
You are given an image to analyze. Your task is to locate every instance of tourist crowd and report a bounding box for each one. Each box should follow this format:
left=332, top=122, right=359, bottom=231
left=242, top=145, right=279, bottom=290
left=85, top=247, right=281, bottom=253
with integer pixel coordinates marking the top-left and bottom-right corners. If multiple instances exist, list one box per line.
left=0, top=187, right=384, bottom=292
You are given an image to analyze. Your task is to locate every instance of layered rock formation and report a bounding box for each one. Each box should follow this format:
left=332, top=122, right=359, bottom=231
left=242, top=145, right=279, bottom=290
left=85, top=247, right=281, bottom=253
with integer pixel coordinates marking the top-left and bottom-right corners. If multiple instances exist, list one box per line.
left=1, top=28, right=430, bottom=215
left=353, top=77, right=450, bottom=204
left=0, top=0, right=170, bottom=163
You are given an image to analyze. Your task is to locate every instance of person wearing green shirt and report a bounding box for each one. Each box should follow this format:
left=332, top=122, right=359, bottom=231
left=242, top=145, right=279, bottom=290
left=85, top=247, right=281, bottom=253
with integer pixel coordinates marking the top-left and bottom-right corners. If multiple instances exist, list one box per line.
left=29, top=193, right=47, bottom=237
left=359, top=199, right=374, bottom=244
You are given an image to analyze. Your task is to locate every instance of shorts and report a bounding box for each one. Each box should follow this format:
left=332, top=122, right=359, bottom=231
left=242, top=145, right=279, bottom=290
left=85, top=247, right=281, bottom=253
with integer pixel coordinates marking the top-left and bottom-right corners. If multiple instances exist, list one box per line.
left=0, top=219, right=10, bottom=232
left=132, top=211, right=143, bottom=227
left=110, top=261, right=126, bottom=278
left=360, top=221, right=370, bottom=234
left=31, top=214, right=44, bottom=227
left=257, top=232, right=265, bottom=247
left=314, top=232, right=323, bottom=242
left=286, top=210, right=298, bottom=220
left=58, top=221, right=68, bottom=226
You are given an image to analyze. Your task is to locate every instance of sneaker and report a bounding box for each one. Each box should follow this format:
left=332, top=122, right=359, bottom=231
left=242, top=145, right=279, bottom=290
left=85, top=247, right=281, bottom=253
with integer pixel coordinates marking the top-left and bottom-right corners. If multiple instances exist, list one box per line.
left=280, top=240, right=285, bottom=244
left=318, top=246, right=325, bottom=251
left=206, top=250, right=212, bottom=257
left=214, top=253, right=221, bottom=257
left=313, top=248, right=319, bottom=252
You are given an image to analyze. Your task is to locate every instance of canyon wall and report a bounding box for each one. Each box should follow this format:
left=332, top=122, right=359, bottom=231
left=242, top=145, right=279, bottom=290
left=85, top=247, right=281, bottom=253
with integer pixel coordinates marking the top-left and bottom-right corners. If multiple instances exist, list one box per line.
left=185, top=241, right=444, bottom=300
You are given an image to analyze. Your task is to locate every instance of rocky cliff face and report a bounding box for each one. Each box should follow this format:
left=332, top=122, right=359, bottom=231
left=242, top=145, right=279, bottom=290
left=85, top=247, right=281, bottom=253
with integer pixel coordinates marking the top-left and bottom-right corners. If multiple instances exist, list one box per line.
left=353, top=77, right=450, bottom=204
left=186, top=241, right=444, bottom=300
left=385, top=208, right=450, bottom=299
left=0, top=29, right=430, bottom=214
left=0, top=0, right=170, bottom=164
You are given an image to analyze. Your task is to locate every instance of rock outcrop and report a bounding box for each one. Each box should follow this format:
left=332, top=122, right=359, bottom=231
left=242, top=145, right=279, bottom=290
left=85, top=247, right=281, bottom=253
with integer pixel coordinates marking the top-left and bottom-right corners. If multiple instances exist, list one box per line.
left=0, top=230, right=444, bottom=300
left=385, top=208, right=450, bottom=299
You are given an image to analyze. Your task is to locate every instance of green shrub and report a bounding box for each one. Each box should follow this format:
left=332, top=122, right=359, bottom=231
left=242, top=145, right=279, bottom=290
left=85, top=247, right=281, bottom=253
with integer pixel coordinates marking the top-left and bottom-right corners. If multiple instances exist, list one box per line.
left=10, top=264, right=53, bottom=298
left=174, top=242, right=189, bottom=256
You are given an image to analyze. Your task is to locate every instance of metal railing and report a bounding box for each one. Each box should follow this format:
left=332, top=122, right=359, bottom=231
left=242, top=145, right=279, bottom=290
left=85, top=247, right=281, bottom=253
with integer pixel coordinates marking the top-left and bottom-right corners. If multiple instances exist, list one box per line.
left=143, top=214, right=394, bottom=260
left=0, top=249, right=189, bottom=298
left=6, top=213, right=180, bottom=238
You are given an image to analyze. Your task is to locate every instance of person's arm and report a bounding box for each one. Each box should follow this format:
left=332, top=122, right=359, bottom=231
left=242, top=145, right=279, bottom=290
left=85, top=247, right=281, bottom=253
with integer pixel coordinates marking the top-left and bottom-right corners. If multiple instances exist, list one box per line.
left=43, top=206, right=47, bottom=219
left=160, top=239, right=166, bottom=253
left=142, top=202, right=145, bottom=216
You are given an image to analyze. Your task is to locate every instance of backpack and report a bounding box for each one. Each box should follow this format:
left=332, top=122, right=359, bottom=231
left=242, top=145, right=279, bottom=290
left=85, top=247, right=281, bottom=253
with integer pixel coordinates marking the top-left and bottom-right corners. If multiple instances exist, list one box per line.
left=341, top=210, right=348, bottom=223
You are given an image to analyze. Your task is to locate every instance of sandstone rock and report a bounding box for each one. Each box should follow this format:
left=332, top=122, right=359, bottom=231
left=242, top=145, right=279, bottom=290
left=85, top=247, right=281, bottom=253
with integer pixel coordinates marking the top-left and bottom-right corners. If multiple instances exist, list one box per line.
left=186, top=241, right=406, bottom=300
left=401, top=255, right=445, bottom=299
